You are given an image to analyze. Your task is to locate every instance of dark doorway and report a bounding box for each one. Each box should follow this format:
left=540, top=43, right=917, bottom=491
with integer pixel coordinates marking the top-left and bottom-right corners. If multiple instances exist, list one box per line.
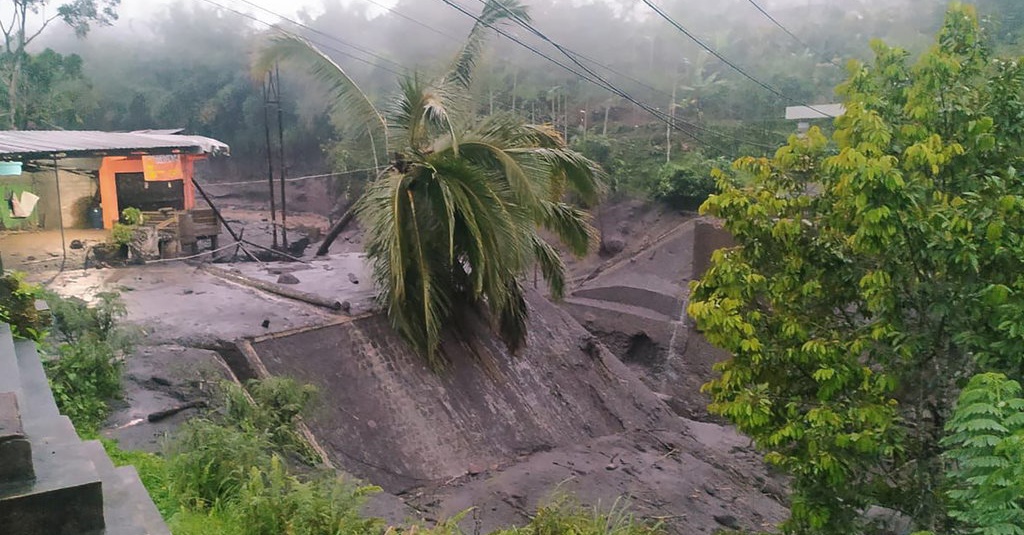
left=114, top=172, right=184, bottom=213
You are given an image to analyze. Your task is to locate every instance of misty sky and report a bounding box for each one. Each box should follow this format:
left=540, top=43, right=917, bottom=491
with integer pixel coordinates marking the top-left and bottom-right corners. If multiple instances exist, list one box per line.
left=120, top=0, right=391, bottom=22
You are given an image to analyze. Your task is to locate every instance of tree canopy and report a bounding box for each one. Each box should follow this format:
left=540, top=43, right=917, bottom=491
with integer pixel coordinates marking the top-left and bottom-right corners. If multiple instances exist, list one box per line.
left=689, top=4, right=1024, bottom=533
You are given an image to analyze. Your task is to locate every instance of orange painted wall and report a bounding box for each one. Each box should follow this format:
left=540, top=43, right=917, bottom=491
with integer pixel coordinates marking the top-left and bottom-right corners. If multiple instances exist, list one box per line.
left=98, top=155, right=201, bottom=229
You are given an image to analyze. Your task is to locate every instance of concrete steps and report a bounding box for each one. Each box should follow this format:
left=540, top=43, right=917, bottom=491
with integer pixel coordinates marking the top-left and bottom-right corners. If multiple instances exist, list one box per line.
left=0, top=324, right=169, bottom=535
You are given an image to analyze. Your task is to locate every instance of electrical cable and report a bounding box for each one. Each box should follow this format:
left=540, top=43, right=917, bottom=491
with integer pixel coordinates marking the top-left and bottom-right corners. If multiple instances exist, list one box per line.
left=197, top=0, right=406, bottom=76
left=459, top=0, right=777, bottom=153
left=232, top=0, right=407, bottom=72
left=641, top=0, right=832, bottom=116
left=203, top=167, right=379, bottom=187
left=744, top=0, right=843, bottom=69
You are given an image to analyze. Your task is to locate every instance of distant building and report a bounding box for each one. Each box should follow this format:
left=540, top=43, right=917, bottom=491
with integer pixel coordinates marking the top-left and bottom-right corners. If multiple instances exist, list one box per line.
left=785, top=104, right=845, bottom=134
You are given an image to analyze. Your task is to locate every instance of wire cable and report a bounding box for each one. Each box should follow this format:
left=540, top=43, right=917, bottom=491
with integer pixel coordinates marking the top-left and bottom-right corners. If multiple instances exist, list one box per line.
left=439, top=0, right=733, bottom=154
left=203, top=167, right=379, bottom=187
left=744, top=0, right=843, bottom=69
left=197, top=0, right=405, bottom=76
left=232, top=0, right=407, bottom=72
left=463, top=0, right=777, bottom=152
left=641, top=0, right=831, bottom=116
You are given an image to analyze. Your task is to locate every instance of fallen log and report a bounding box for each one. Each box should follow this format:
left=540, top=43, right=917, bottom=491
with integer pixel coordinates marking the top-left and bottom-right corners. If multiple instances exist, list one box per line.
left=147, top=400, right=206, bottom=423
left=315, top=208, right=355, bottom=256
left=202, top=265, right=344, bottom=311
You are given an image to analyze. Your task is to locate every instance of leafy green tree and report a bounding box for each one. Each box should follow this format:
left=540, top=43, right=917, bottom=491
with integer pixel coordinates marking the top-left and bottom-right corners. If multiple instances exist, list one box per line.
left=0, top=0, right=118, bottom=128
left=688, top=4, right=1024, bottom=533
left=259, top=0, right=602, bottom=364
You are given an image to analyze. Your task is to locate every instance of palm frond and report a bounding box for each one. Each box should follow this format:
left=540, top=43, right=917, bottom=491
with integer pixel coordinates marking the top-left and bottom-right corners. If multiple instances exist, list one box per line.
left=531, top=234, right=567, bottom=299
left=391, top=75, right=460, bottom=154
left=494, top=277, right=529, bottom=353
left=446, top=0, right=530, bottom=90
left=256, top=33, right=389, bottom=167
left=536, top=201, right=597, bottom=258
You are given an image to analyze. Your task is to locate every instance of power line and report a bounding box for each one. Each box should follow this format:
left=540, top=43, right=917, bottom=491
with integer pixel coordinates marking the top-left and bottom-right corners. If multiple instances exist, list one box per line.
left=197, top=0, right=405, bottom=76
left=232, top=0, right=407, bottom=72
left=357, top=0, right=463, bottom=42
left=744, top=0, right=843, bottom=69
left=437, top=0, right=730, bottom=154
left=465, top=0, right=777, bottom=152
left=203, top=167, right=380, bottom=187
left=641, top=0, right=831, bottom=116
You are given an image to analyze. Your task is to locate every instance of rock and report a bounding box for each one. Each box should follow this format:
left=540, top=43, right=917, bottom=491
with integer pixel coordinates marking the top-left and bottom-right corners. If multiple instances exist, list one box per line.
left=287, top=237, right=311, bottom=257
left=703, top=483, right=717, bottom=496
left=713, top=514, right=739, bottom=529
left=261, top=319, right=271, bottom=329
left=600, top=238, right=626, bottom=257
left=182, top=289, right=194, bottom=295
left=604, top=463, right=617, bottom=471
left=150, top=376, right=172, bottom=387
left=25, top=256, right=35, bottom=261
left=340, top=301, right=352, bottom=314
left=348, top=272, right=360, bottom=284
left=69, top=240, right=84, bottom=250
left=277, top=273, right=300, bottom=285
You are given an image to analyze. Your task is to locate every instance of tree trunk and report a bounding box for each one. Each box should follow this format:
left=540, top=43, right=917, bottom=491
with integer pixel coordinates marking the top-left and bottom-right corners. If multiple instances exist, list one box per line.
left=603, top=104, right=610, bottom=136
left=315, top=208, right=356, bottom=256
left=7, top=47, right=22, bottom=129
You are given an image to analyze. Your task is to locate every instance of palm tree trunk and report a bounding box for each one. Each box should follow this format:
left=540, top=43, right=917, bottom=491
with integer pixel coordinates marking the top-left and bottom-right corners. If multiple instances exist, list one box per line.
left=315, top=208, right=355, bottom=256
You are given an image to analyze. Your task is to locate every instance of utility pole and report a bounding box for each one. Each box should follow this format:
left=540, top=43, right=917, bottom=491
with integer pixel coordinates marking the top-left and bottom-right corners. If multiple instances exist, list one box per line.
left=667, top=83, right=677, bottom=163
left=273, top=64, right=288, bottom=249
left=262, top=76, right=278, bottom=249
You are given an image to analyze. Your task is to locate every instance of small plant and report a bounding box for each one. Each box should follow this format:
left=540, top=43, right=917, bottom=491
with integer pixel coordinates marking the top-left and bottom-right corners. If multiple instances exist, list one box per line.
left=0, top=272, right=46, bottom=341
left=111, top=207, right=143, bottom=248
left=111, top=222, right=134, bottom=247
left=121, top=206, right=144, bottom=225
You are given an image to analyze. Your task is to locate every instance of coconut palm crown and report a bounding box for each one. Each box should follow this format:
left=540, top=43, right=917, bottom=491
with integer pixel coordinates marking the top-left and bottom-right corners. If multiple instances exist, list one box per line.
left=257, top=0, right=604, bottom=366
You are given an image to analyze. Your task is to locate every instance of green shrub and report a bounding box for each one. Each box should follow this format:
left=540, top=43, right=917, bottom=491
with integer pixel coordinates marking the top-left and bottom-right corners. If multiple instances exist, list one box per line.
left=45, top=338, right=123, bottom=436
left=121, top=206, right=144, bottom=225
left=0, top=272, right=46, bottom=341
left=233, top=456, right=382, bottom=535
left=111, top=223, right=135, bottom=247
left=40, top=291, right=132, bottom=436
left=652, top=155, right=725, bottom=211
left=43, top=290, right=129, bottom=347
left=165, top=420, right=275, bottom=510
left=225, top=377, right=320, bottom=463
left=500, top=496, right=663, bottom=535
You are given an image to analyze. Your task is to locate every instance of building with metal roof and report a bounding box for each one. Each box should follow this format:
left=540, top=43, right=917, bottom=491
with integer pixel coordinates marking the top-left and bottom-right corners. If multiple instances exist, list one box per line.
left=0, top=130, right=229, bottom=161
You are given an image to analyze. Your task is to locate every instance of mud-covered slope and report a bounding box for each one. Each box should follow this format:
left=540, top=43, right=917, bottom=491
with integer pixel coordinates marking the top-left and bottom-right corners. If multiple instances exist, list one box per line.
left=240, top=287, right=786, bottom=533
left=247, top=290, right=677, bottom=493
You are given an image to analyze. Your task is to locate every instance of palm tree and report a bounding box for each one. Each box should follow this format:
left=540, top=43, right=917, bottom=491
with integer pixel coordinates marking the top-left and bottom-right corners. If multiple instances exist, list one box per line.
left=257, top=0, right=604, bottom=365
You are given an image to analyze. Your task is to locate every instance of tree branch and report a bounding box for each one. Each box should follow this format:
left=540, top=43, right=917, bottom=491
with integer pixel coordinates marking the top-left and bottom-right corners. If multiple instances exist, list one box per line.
left=23, top=12, right=62, bottom=48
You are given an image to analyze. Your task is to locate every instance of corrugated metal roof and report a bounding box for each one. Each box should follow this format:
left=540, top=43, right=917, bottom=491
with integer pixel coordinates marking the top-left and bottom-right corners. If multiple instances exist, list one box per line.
left=0, top=130, right=230, bottom=160
left=785, top=104, right=845, bottom=120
